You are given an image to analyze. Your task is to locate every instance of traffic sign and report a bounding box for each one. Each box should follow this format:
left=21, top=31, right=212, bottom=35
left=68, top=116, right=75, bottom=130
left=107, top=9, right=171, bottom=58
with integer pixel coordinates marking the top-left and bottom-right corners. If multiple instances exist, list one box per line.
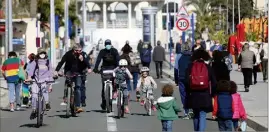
left=177, top=6, right=189, bottom=17
left=176, top=18, right=190, bottom=31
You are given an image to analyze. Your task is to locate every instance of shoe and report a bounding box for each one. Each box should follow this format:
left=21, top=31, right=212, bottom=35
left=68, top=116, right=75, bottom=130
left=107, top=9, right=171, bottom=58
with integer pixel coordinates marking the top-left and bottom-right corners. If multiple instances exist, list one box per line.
left=113, top=92, right=118, bottom=99
left=245, top=87, right=249, bottom=92
left=76, top=107, right=84, bottom=113
left=254, top=81, right=257, bottom=85
left=30, top=110, right=36, bottom=120
left=181, top=115, right=190, bottom=120
left=140, top=100, right=144, bottom=106
left=151, top=105, right=157, bottom=111
left=10, top=108, right=14, bottom=112
left=136, top=98, right=140, bottom=102
left=46, top=103, right=51, bottom=110
left=16, top=106, right=21, bottom=111
left=125, top=107, right=130, bottom=114
left=81, top=102, right=86, bottom=107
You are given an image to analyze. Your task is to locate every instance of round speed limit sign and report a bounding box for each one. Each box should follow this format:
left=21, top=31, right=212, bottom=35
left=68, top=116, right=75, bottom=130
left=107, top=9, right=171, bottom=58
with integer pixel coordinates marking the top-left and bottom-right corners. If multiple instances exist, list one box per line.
left=176, top=18, right=190, bottom=31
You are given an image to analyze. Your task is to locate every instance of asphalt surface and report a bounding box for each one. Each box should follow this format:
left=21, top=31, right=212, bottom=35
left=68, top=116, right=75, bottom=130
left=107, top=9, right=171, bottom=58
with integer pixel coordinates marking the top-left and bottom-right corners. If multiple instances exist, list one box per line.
left=0, top=65, right=227, bottom=132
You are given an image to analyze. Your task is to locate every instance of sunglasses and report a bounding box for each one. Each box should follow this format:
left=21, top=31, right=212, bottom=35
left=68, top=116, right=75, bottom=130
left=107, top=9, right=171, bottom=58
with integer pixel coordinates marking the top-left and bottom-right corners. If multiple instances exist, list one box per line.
left=75, top=50, right=82, bottom=52
left=120, top=66, right=127, bottom=68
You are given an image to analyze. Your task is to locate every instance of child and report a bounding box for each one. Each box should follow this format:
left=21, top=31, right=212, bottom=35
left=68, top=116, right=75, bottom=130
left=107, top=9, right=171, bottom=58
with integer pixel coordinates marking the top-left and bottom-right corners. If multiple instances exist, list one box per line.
left=212, top=80, right=233, bottom=131
left=114, top=59, right=133, bottom=113
left=136, top=67, right=157, bottom=111
left=26, top=48, right=54, bottom=120
left=156, top=84, right=181, bottom=132
left=230, top=81, right=247, bottom=130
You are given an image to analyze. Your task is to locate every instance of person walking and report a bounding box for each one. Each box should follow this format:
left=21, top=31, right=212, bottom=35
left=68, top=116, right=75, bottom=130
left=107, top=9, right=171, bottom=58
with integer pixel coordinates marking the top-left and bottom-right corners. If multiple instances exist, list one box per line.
left=212, top=50, right=230, bottom=81
left=140, top=42, right=152, bottom=68
left=185, top=49, right=217, bottom=132
left=259, top=41, right=268, bottom=82
left=192, top=39, right=205, bottom=52
left=153, top=41, right=165, bottom=79
left=137, top=39, right=143, bottom=53
left=238, top=43, right=256, bottom=92
left=174, top=40, right=182, bottom=85
left=250, top=43, right=261, bottom=84
left=177, top=42, right=192, bottom=119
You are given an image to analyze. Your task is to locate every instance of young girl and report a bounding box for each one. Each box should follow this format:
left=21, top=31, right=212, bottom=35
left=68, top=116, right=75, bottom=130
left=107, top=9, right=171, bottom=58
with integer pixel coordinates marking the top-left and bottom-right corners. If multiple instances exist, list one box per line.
left=230, top=81, right=247, bottom=130
left=156, top=84, right=181, bottom=132
left=212, top=80, right=233, bottom=131
left=136, top=67, right=157, bottom=111
left=114, top=59, right=133, bottom=113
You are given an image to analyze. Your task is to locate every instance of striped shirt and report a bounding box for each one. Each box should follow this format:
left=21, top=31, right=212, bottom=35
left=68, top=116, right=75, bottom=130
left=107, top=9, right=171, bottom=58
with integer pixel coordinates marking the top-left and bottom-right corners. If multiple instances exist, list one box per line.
left=1, top=58, right=24, bottom=83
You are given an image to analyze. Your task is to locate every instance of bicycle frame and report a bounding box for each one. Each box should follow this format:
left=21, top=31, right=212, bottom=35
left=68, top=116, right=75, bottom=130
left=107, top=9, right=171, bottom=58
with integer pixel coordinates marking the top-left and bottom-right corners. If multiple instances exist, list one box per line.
left=117, top=84, right=125, bottom=118
left=143, top=87, right=153, bottom=116
left=102, top=70, right=115, bottom=113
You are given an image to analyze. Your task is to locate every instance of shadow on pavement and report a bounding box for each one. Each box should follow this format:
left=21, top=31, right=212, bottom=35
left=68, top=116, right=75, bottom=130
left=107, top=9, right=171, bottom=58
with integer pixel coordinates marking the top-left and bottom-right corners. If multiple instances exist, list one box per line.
left=206, top=118, right=217, bottom=122
left=130, top=113, right=152, bottom=116
left=0, top=108, right=27, bottom=111
left=107, top=115, right=127, bottom=119
left=19, top=123, right=48, bottom=128
left=91, top=110, right=106, bottom=113
left=47, top=114, right=78, bottom=118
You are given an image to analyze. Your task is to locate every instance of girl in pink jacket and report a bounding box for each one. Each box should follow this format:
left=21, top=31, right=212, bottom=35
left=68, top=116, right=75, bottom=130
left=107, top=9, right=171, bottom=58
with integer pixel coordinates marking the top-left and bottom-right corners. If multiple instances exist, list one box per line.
left=230, top=81, right=247, bottom=130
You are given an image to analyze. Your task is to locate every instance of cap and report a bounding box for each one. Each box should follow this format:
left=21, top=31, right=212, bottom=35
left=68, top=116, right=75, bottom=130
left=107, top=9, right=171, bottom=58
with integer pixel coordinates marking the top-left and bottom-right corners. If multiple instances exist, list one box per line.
left=37, top=48, right=46, bottom=54
left=105, top=39, right=112, bottom=45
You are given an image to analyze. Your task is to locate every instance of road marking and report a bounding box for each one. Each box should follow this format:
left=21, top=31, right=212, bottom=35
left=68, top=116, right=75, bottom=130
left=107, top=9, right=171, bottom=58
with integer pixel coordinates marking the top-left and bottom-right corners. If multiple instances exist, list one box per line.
left=106, top=112, right=117, bottom=131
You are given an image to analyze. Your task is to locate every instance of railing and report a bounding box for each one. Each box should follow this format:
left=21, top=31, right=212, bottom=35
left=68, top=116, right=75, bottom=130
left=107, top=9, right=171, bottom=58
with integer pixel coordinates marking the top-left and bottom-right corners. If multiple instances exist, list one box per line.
left=96, top=20, right=143, bottom=29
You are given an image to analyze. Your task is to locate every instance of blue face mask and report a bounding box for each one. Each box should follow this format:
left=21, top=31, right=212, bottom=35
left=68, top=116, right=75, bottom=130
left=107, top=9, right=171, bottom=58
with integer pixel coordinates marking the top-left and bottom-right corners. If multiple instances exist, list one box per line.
left=105, top=45, right=112, bottom=50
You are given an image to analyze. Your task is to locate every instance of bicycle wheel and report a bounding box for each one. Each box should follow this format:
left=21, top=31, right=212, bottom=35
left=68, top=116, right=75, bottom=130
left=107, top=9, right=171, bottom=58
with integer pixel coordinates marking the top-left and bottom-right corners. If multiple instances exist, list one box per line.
left=105, top=84, right=111, bottom=113
left=117, top=91, right=121, bottom=118
left=120, top=91, right=124, bottom=118
left=148, top=100, right=152, bottom=116
left=66, top=87, right=71, bottom=117
left=36, top=95, right=42, bottom=128
left=70, top=87, right=76, bottom=117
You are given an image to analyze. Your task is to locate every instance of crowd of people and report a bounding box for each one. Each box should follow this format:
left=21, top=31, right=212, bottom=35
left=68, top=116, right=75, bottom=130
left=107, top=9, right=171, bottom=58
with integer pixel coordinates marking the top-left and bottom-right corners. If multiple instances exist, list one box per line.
left=0, top=37, right=268, bottom=132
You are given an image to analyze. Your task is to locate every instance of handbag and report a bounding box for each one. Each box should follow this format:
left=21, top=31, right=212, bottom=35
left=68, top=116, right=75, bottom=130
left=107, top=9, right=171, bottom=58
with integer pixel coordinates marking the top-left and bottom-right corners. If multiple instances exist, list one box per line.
left=18, top=58, right=26, bottom=80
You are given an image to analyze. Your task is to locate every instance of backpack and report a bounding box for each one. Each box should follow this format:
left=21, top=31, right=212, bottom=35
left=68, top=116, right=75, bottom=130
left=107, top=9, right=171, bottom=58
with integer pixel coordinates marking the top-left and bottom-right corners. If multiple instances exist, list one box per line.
left=190, top=60, right=209, bottom=90
left=223, top=55, right=233, bottom=71
left=32, top=59, right=49, bottom=78
left=129, top=52, right=141, bottom=66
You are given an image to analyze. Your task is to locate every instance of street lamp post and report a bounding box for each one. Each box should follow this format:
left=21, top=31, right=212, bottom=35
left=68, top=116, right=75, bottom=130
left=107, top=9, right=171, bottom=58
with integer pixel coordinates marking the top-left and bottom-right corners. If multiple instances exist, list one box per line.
left=50, top=0, right=56, bottom=67
left=36, top=13, right=41, bottom=47
left=8, top=0, right=13, bottom=52
left=232, top=0, right=235, bottom=33
left=64, top=0, right=69, bottom=52
left=5, top=0, right=9, bottom=59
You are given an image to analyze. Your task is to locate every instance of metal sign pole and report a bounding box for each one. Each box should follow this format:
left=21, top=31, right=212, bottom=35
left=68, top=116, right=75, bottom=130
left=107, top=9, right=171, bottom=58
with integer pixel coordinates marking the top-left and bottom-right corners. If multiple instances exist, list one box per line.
left=50, top=0, right=56, bottom=67
left=8, top=0, right=13, bottom=52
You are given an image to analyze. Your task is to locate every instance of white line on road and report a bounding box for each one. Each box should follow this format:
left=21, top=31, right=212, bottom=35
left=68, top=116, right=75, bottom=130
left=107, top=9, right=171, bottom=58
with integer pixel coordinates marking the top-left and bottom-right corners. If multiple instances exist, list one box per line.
left=107, top=112, right=117, bottom=131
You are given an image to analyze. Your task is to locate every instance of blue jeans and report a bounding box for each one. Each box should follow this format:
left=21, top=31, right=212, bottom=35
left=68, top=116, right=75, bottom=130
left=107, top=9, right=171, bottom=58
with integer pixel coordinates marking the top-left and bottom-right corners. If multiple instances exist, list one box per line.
left=7, top=82, right=21, bottom=106
left=193, top=110, right=207, bottom=131
left=74, top=76, right=82, bottom=107
left=232, top=119, right=239, bottom=130
left=80, top=75, right=86, bottom=103
left=218, top=118, right=233, bottom=131
left=178, top=80, right=188, bottom=115
left=127, top=72, right=139, bottom=91
left=161, top=120, right=173, bottom=132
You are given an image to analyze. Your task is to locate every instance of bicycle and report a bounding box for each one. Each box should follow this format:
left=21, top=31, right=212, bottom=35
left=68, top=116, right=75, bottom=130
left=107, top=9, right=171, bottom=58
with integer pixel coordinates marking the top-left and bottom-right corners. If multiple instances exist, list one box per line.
left=116, top=83, right=127, bottom=118
left=59, top=74, right=85, bottom=118
left=142, top=86, right=154, bottom=116
left=100, top=70, right=114, bottom=113
left=24, top=79, right=55, bottom=128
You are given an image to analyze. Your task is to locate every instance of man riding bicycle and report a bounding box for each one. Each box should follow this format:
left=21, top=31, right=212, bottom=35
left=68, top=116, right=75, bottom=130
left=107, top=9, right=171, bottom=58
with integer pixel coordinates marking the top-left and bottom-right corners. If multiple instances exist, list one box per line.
left=93, top=39, right=120, bottom=110
left=54, top=44, right=91, bottom=112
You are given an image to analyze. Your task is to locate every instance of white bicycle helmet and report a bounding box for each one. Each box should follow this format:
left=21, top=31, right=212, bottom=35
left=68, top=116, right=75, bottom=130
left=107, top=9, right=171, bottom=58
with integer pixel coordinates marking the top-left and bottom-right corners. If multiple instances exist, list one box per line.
left=119, top=59, right=128, bottom=66
left=140, top=67, right=150, bottom=73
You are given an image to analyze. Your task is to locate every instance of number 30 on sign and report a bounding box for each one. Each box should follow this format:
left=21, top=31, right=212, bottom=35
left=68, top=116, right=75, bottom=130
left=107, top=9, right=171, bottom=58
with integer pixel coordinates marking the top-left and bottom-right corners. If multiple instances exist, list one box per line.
left=176, top=18, right=190, bottom=31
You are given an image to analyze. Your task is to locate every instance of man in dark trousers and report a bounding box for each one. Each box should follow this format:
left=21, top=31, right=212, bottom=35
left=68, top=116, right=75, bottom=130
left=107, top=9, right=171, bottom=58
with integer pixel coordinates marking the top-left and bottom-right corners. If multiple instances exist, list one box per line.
left=152, top=40, right=165, bottom=79
left=238, top=43, right=256, bottom=92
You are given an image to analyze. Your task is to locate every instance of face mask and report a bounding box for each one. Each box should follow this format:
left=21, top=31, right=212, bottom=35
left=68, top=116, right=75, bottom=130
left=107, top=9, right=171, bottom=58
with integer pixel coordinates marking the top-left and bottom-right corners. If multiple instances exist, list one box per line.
left=105, top=45, right=112, bottom=50
left=39, top=54, right=45, bottom=59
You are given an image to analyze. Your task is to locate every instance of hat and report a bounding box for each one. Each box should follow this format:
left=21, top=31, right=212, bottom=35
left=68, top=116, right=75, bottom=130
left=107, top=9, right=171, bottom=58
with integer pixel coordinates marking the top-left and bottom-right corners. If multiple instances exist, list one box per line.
left=37, top=48, right=46, bottom=54
left=105, top=39, right=111, bottom=45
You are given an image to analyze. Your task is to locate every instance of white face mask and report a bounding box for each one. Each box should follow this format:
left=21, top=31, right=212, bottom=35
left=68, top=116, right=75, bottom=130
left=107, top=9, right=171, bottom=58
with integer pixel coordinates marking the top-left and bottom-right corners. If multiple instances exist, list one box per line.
left=39, top=54, right=45, bottom=59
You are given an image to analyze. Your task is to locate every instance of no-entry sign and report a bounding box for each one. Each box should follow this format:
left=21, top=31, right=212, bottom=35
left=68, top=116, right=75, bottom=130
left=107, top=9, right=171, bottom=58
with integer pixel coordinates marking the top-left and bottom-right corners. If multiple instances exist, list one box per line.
left=176, top=18, right=190, bottom=31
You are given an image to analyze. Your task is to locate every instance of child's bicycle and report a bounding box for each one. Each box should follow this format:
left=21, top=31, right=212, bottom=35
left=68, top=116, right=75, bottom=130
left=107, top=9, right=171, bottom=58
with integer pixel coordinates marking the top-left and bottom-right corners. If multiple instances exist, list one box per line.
left=116, top=83, right=127, bottom=118
left=142, top=86, right=154, bottom=116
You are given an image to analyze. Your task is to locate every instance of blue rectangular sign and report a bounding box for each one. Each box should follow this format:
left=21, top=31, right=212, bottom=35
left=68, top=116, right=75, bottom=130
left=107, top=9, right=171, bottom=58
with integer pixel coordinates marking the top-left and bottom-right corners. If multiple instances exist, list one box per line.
left=12, top=38, right=24, bottom=45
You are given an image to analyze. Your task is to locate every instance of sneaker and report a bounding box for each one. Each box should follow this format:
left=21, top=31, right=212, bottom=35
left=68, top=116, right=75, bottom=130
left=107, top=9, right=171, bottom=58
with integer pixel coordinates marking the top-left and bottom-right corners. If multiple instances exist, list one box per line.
left=30, top=110, right=36, bottom=120
left=81, top=102, right=86, bottom=107
left=113, top=92, right=118, bottom=99
left=125, top=107, right=130, bottom=114
left=181, top=115, right=190, bottom=120
left=76, top=107, right=84, bottom=113
left=151, top=105, right=157, bottom=111
left=140, top=100, right=144, bottom=106
left=16, top=106, right=21, bottom=111
left=60, top=102, right=67, bottom=106
left=10, top=108, right=14, bottom=112
left=46, top=103, right=51, bottom=110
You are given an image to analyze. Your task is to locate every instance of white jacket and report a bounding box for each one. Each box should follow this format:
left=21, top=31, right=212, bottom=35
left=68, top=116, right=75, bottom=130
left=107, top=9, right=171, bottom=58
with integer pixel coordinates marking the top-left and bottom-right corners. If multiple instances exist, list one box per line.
left=250, top=46, right=261, bottom=65
left=259, top=43, right=268, bottom=60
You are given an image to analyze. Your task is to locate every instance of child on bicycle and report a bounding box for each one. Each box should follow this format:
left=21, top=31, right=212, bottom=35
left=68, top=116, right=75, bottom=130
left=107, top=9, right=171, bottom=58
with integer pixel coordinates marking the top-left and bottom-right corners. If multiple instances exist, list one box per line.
left=136, top=67, right=157, bottom=111
left=25, top=48, right=54, bottom=120
left=114, top=59, right=133, bottom=113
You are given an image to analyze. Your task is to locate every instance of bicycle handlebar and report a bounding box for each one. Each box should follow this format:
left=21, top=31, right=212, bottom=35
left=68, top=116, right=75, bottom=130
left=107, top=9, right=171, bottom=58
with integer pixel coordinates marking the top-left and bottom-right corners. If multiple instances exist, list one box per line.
left=58, top=74, right=86, bottom=78
left=24, top=80, right=55, bottom=84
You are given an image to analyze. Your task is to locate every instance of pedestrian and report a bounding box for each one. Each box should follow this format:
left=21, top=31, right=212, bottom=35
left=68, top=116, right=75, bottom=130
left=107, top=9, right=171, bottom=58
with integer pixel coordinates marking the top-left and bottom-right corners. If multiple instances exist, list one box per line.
left=156, top=84, right=181, bottom=132
left=140, top=42, right=152, bottom=68
left=212, top=50, right=230, bottom=81
left=1, top=51, right=25, bottom=111
left=137, top=39, right=143, bottom=53
left=230, top=81, right=247, bottom=130
left=250, top=43, right=261, bottom=84
left=238, top=43, right=256, bottom=92
left=222, top=45, right=233, bottom=74
left=185, top=49, right=217, bottom=132
left=210, top=40, right=223, bottom=52
left=153, top=40, right=165, bottom=79
left=174, top=40, right=182, bottom=85
left=259, top=40, right=268, bottom=82
left=178, top=42, right=192, bottom=119
left=212, top=80, right=233, bottom=131
left=192, top=39, right=205, bottom=52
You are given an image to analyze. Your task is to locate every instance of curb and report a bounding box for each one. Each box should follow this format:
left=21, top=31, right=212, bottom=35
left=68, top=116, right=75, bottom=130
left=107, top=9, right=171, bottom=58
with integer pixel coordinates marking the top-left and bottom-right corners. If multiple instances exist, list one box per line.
left=163, top=60, right=268, bottom=131
left=0, top=87, right=9, bottom=109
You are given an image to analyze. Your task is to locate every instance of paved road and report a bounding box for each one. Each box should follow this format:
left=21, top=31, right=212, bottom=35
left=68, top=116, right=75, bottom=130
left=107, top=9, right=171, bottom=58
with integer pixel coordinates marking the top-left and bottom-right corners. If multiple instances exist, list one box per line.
left=0, top=65, right=229, bottom=132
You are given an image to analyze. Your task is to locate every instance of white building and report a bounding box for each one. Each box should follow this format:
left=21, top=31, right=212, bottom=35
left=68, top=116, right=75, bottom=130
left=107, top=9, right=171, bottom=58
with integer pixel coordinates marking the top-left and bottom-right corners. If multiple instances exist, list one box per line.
left=77, top=0, right=195, bottom=51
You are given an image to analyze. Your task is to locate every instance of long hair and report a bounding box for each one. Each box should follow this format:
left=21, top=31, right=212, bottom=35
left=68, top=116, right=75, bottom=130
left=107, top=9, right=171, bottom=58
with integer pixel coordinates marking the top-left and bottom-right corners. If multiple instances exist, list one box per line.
left=191, top=49, right=210, bottom=62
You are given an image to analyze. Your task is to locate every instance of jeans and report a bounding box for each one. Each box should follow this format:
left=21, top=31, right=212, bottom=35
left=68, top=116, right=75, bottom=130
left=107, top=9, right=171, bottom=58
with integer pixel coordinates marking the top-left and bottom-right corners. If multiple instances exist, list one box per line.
left=155, top=61, right=163, bottom=77
left=217, top=118, right=233, bottom=131
left=80, top=75, right=87, bottom=103
left=64, top=72, right=83, bottom=107
left=7, top=82, right=21, bottom=106
left=31, top=82, right=49, bottom=109
left=178, top=80, right=188, bottom=115
left=253, top=65, right=259, bottom=83
left=193, top=110, right=207, bottom=131
left=232, top=119, right=239, bottom=130
left=161, top=120, right=173, bottom=132
left=262, top=59, right=268, bottom=80
left=126, top=72, right=139, bottom=91
left=174, top=68, right=179, bottom=85
left=242, top=68, right=252, bottom=88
